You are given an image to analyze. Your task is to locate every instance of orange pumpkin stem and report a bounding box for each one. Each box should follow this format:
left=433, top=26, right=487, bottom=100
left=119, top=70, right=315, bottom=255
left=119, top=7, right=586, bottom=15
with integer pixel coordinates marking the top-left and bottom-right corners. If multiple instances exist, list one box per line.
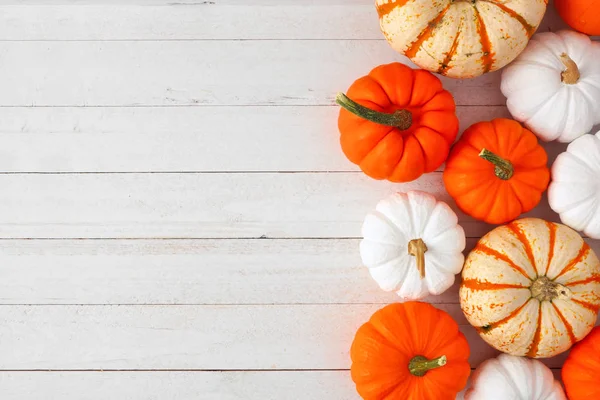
left=560, top=53, right=580, bottom=85
left=408, top=355, right=447, bottom=377
left=408, top=238, right=428, bottom=279
left=335, top=93, right=413, bottom=130
left=479, top=148, right=514, bottom=180
left=531, top=276, right=572, bottom=302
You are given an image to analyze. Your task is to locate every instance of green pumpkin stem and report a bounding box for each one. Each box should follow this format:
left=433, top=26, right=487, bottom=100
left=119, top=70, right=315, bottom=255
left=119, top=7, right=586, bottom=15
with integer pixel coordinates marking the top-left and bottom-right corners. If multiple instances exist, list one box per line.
left=479, top=148, right=514, bottom=180
left=335, top=93, right=412, bottom=130
left=408, top=355, right=447, bottom=377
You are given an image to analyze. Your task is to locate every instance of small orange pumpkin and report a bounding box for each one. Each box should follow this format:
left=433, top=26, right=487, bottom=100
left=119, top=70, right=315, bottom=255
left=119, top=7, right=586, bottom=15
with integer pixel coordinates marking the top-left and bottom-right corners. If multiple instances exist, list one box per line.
left=443, top=119, right=550, bottom=225
left=555, top=0, right=600, bottom=36
left=562, top=326, right=600, bottom=400
left=337, top=62, right=459, bottom=183
left=350, top=302, right=470, bottom=399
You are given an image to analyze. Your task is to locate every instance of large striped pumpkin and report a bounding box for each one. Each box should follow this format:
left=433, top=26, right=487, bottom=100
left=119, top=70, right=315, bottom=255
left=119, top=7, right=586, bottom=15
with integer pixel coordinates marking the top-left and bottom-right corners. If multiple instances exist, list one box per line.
left=376, top=0, right=548, bottom=78
left=460, top=218, right=600, bottom=358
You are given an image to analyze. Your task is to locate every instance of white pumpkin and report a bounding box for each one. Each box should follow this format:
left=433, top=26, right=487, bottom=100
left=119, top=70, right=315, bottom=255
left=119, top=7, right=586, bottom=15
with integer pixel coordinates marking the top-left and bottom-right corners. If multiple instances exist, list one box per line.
left=465, top=354, right=566, bottom=400
left=376, top=0, right=547, bottom=79
left=460, top=218, right=600, bottom=358
left=549, top=130, right=600, bottom=239
left=501, top=30, right=600, bottom=143
left=360, top=191, right=465, bottom=300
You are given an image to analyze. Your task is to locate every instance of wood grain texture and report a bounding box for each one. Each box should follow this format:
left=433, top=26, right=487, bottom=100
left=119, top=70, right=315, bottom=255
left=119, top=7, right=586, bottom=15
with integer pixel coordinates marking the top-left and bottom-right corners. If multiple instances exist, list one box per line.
left=0, top=2, right=570, bottom=40
left=1, top=238, right=599, bottom=305
left=0, top=238, right=382, bottom=305
left=0, top=4, right=380, bottom=40
left=1, top=0, right=377, bottom=5
left=0, top=304, right=593, bottom=370
left=0, top=172, right=563, bottom=239
left=0, top=40, right=505, bottom=107
left=0, top=371, right=361, bottom=400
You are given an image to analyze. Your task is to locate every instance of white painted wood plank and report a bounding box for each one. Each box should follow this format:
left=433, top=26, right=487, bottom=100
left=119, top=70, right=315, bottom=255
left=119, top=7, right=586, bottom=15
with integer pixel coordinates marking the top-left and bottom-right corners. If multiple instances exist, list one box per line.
left=0, top=106, right=520, bottom=173
left=0, top=304, right=593, bottom=370
left=3, top=1, right=373, bottom=5
left=0, top=4, right=380, bottom=40
left=0, top=2, right=570, bottom=40
left=0, top=238, right=384, bottom=305
left=0, top=172, right=562, bottom=239
left=0, top=371, right=361, bottom=400
left=0, top=105, right=570, bottom=173
left=0, top=106, right=354, bottom=173
left=0, top=40, right=505, bottom=107
left=2, top=238, right=599, bottom=305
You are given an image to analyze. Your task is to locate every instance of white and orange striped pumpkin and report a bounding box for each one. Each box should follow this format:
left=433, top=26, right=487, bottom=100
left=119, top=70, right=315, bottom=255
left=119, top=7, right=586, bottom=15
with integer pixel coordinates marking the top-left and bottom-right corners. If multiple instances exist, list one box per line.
left=460, top=218, right=600, bottom=358
left=376, top=0, right=548, bottom=79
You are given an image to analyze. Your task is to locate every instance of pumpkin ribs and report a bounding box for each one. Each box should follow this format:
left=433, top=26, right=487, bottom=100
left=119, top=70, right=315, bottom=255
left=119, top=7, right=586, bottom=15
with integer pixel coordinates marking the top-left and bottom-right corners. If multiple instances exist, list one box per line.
left=552, top=303, right=577, bottom=345
left=476, top=298, right=531, bottom=333
left=376, top=0, right=412, bottom=18
left=526, top=306, right=543, bottom=357
left=405, top=5, right=452, bottom=59
left=506, top=222, right=538, bottom=274
left=572, top=299, right=600, bottom=314
left=438, top=29, right=461, bottom=75
left=480, top=0, right=537, bottom=37
left=461, top=279, right=528, bottom=291
left=473, top=4, right=495, bottom=73
left=545, top=221, right=557, bottom=276
left=553, top=244, right=591, bottom=281
left=474, top=243, right=533, bottom=280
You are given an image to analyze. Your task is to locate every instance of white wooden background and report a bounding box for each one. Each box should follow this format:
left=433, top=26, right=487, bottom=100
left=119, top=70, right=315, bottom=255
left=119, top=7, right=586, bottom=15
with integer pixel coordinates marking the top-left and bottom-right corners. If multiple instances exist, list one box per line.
left=0, top=1, right=598, bottom=399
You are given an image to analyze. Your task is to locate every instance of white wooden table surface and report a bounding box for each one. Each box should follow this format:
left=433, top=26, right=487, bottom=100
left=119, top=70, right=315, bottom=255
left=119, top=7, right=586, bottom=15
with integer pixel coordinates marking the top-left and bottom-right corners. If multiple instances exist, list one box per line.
left=0, top=1, right=598, bottom=399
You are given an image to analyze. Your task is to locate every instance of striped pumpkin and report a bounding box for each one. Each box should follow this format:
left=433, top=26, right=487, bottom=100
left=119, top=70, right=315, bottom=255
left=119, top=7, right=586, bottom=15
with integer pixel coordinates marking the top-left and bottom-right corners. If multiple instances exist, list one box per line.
left=460, top=218, right=600, bottom=358
left=376, top=0, right=548, bottom=78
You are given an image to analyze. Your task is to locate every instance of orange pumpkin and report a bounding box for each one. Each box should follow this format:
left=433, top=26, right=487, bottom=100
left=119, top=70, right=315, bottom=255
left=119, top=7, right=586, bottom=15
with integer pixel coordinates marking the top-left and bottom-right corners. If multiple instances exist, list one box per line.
left=443, top=119, right=550, bottom=225
left=555, top=0, right=600, bottom=36
left=350, top=302, right=470, bottom=399
left=562, top=326, right=600, bottom=400
left=337, top=62, right=459, bottom=183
